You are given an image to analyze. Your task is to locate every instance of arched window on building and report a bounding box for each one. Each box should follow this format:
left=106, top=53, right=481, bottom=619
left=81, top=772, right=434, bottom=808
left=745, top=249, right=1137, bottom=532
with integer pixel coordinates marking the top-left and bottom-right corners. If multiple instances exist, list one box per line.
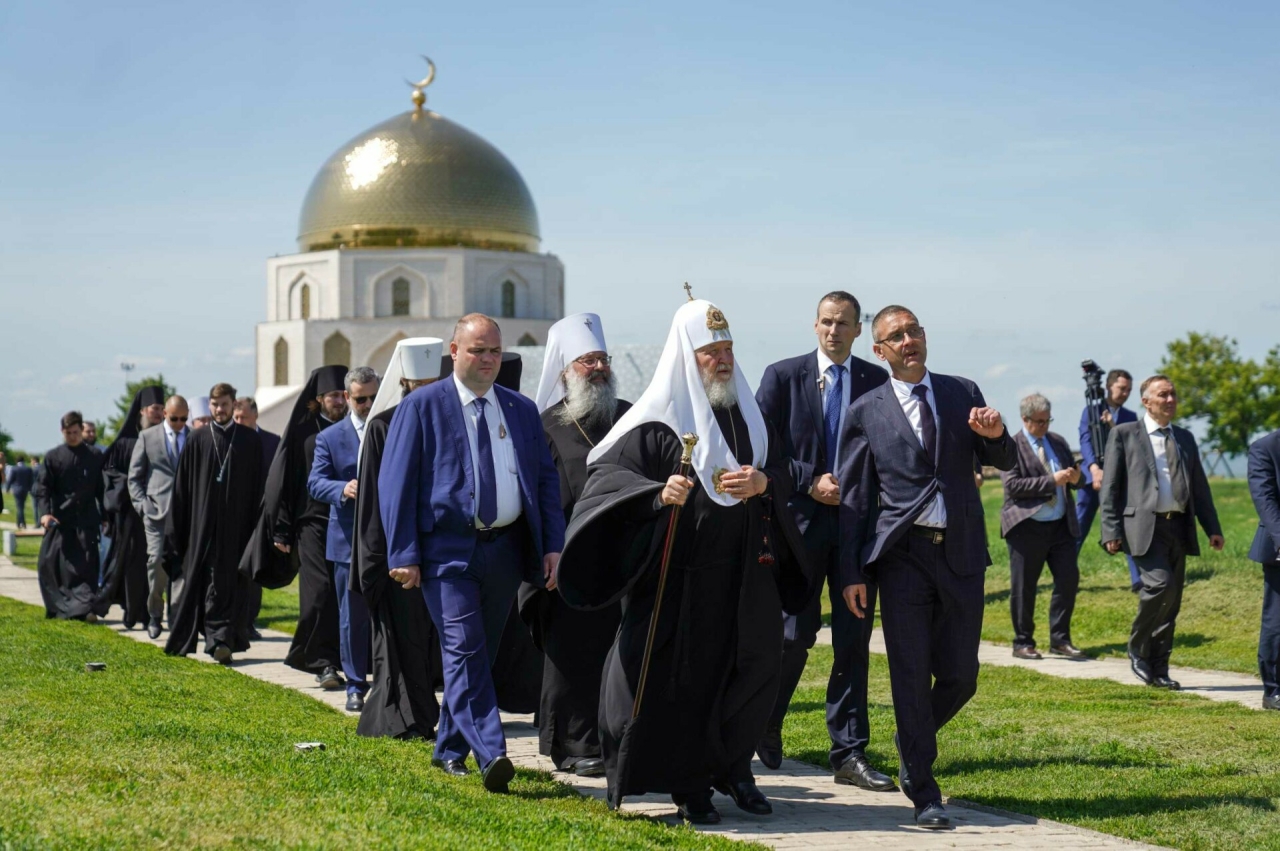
left=501, top=280, right=516, bottom=318
left=300, top=284, right=312, bottom=320
left=392, top=277, right=411, bottom=316
left=324, top=331, right=351, bottom=367
left=273, top=337, right=288, bottom=386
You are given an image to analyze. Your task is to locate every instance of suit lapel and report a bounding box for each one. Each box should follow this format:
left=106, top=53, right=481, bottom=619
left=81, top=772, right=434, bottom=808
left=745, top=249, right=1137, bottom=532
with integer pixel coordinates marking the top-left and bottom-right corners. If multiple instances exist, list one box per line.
left=496, top=387, right=533, bottom=505
left=442, top=383, right=475, bottom=488
left=930, top=375, right=960, bottom=466
left=1133, top=419, right=1159, bottom=481
left=878, top=383, right=931, bottom=465
left=801, top=353, right=824, bottom=445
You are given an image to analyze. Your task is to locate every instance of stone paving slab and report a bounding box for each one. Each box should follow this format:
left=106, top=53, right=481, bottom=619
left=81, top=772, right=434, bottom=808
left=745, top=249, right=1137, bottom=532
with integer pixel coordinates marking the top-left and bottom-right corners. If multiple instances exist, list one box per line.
left=0, top=556, right=1164, bottom=849
left=815, top=627, right=1267, bottom=710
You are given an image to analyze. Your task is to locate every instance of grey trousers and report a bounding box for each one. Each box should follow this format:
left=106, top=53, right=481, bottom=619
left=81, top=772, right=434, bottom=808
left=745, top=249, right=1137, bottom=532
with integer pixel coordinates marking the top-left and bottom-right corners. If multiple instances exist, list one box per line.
left=143, top=516, right=182, bottom=622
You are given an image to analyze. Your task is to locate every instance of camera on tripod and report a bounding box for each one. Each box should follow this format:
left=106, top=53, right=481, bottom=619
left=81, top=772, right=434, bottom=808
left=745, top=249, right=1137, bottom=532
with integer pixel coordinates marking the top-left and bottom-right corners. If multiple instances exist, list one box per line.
left=1081, top=360, right=1109, bottom=468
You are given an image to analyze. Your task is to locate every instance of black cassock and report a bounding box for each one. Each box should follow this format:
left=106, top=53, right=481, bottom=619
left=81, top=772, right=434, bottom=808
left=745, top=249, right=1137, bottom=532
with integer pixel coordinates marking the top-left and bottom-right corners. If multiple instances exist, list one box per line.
left=164, top=423, right=263, bottom=657
left=35, top=443, right=105, bottom=621
left=284, top=416, right=343, bottom=674
left=519, top=399, right=631, bottom=768
left=352, top=406, right=443, bottom=739
left=101, top=436, right=148, bottom=628
left=557, top=406, right=812, bottom=805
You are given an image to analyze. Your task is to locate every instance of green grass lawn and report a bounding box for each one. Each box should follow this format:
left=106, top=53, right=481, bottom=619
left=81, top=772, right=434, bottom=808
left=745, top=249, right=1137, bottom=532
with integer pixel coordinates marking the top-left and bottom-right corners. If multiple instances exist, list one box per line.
left=0, top=596, right=741, bottom=850
left=819, top=479, right=1266, bottom=675
left=784, top=646, right=1280, bottom=851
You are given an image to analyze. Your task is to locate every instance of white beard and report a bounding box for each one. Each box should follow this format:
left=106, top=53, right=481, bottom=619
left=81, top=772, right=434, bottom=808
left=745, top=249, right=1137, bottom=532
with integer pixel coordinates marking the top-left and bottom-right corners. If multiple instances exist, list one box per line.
left=555, top=368, right=618, bottom=429
left=702, top=369, right=738, bottom=410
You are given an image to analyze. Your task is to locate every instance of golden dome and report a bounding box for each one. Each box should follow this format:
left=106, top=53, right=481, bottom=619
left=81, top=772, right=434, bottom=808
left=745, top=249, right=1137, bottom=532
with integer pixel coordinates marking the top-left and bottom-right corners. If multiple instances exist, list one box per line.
left=298, top=109, right=540, bottom=253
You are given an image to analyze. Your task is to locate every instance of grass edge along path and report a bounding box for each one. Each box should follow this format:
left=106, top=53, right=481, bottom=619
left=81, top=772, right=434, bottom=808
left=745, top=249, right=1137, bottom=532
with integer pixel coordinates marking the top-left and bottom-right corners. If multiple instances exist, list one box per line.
left=0, top=596, right=747, bottom=851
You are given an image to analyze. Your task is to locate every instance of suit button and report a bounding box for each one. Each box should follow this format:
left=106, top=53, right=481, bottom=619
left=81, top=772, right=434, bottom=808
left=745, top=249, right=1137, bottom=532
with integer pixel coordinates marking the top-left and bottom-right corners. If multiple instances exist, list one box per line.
left=469, top=491, right=474, bottom=497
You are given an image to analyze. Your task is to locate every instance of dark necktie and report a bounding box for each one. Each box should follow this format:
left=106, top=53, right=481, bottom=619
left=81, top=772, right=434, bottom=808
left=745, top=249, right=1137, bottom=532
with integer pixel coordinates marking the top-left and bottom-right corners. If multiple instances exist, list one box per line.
left=911, top=384, right=937, bottom=463
left=1162, top=428, right=1190, bottom=506
left=823, top=364, right=845, bottom=474
left=474, top=398, right=498, bottom=527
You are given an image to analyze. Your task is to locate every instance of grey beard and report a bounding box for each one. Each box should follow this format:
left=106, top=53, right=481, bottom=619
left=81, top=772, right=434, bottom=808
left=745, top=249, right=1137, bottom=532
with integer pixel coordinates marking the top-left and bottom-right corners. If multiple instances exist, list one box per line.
left=556, top=369, right=618, bottom=429
left=703, top=371, right=738, bottom=410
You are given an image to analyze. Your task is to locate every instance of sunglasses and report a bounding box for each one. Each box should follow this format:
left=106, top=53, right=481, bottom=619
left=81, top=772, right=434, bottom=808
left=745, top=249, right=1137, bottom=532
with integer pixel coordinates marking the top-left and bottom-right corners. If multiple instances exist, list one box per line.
left=351, top=395, right=374, bottom=404
left=168, top=416, right=188, bottom=423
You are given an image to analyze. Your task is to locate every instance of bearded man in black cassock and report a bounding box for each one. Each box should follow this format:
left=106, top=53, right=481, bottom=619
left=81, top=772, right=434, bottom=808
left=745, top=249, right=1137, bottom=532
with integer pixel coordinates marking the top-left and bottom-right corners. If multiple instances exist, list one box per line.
left=164, top=383, right=263, bottom=663
left=522, top=313, right=632, bottom=778
left=101, top=385, right=166, bottom=629
left=352, top=337, right=445, bottom=740
left=36, top=411, right=107, bottom=622
left=556, top=297, right=814, bottom=824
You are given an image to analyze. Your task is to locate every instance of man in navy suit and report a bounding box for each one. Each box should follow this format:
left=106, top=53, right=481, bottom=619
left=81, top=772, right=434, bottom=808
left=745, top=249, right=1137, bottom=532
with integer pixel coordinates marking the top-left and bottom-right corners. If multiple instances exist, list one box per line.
left=380, top=314, right=564, bottom=793
left=838, top=305, right=1016, bottom=829
left=754, top=290, right=894, bottom=791
left=310, top=367, right=381, bottom=712
left=1076, top=369, right=1139, bottom=588
left=1245, top=429, right=1280, bottom=710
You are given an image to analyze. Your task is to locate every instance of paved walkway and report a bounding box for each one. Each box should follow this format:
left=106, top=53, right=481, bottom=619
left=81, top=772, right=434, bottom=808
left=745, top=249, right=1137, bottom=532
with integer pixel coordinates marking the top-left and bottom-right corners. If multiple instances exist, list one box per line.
left=816, top=627, right=1268, bottom=710
left=0, top=555, right=1161, bottom=850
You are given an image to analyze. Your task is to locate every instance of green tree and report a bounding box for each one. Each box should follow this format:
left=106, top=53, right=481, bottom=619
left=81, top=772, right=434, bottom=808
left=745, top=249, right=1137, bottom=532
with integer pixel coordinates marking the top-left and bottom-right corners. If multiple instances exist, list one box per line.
left=103, top=374, right=175, bottom=444
left=0, top=422, right=12, bottom=456
left=1160, top=333, right=1278, bottom=455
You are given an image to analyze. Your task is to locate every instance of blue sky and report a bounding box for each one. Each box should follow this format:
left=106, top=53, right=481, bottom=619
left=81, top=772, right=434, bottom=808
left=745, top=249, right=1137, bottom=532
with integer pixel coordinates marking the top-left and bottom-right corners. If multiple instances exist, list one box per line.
left=1, top=1, right=1277, bottom=448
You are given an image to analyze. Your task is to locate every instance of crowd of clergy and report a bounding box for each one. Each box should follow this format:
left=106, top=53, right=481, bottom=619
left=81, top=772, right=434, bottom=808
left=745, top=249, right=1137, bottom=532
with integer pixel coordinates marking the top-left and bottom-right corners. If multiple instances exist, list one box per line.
left=30, top=288, right=1280, bottom=831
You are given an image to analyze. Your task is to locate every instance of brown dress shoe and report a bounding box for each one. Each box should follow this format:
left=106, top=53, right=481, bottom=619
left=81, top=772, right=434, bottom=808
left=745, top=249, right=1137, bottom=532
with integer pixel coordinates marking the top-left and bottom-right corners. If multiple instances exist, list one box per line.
left=1012, top=646, right=1042, bottom=660
left=1049, top=643, right=1087, bottom=659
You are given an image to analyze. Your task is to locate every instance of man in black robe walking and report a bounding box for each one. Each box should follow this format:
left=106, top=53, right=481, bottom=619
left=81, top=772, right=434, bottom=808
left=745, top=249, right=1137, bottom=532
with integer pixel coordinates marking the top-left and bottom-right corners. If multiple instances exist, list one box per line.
left=557, top=296, right=813, bottom=824
left=525, top=313, right=632, bottom=777
left=164, top=383, right=263, bottom=662
left=101, top=385, right=167, bottom=629
left=36, top=411, right=107, bottom=621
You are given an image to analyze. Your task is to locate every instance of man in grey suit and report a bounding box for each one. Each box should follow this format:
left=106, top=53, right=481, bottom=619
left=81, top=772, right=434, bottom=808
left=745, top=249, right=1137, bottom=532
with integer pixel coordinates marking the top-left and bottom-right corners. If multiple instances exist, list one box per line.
left=1246, top=428, right=1280, bottom=710
left=999, top=393, right=1085, bottom=660
left=128, top=394, right=191, bottom=639
left=1100, top=374, right=1223, bottom=690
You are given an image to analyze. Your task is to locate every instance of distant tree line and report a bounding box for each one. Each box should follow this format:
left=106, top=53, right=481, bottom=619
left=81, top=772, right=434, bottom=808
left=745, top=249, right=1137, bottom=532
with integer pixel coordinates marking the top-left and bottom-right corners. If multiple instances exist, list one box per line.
left=1161, top=333, right=1280, bottom=456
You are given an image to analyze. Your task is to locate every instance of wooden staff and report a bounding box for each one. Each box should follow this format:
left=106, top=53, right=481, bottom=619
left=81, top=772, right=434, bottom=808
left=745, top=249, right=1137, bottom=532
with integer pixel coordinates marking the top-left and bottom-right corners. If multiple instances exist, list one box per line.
left=631, top=432, right=698, bottom=719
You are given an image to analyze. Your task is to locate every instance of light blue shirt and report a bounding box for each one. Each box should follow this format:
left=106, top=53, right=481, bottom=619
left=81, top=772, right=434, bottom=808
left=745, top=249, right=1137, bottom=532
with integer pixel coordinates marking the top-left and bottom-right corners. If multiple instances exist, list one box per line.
left=1022, top=428, right=1066, bottom=522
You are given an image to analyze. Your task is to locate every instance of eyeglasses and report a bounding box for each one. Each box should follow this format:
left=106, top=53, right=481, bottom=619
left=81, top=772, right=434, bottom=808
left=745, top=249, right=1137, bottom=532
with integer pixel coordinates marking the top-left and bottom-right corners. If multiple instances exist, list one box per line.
left=875, top=325, right=925, bottom=347
left=1025, top=417, right=1053, bottom=426
left=575, top=355, right=612, bottom=367
left=351, top=395, right=374, bottom=404
left=168, top=416, right=188, bottom=423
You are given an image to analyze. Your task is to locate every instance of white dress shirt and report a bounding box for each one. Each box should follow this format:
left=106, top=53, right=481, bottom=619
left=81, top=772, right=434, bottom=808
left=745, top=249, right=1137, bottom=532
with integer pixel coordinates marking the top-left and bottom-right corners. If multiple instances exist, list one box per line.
left=162, top=420, right=187, bottom=461
left=453, top=374, right=522, bottom=528
left=350, top=410, right=367, bottom=443
left=890, top=371, right=947, bottom=528
left=1144, top=413, right=1186, bottom=514
left=817, top=349, right=852, bottom=467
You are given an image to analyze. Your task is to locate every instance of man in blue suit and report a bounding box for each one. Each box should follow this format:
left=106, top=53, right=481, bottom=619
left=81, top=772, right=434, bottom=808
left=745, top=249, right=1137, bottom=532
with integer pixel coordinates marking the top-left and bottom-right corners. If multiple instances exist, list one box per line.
left=310, top=367, right=381, bottom=712
left=754, top=290, right=894, bottom=791
left=380, top=313, right=564, bottom=793
left=1076, top=369, right=1139, bottom=588
left=838, top=305, right=1016, bottom=829
left=1248, top=428, right=1280, bottom=711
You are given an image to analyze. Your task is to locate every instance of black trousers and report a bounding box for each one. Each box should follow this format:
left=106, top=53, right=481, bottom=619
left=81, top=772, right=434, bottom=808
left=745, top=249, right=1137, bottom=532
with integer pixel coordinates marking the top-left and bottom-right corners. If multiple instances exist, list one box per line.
left=877, top=532, right=984, bottom=808
left=1129, top=516, right=1189, bottom=674
left=1260, top=564, right=1280, bottom=698
left=285, top=520, right=341, bottom=673
left=768, top=509, right=878, bottom=770
left=1006, top=516, right=1079, bottom=648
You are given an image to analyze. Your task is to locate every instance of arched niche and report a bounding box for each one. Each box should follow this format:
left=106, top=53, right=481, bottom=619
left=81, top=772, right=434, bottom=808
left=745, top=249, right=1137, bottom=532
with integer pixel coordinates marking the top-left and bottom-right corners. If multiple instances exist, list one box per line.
left=324, top=331, right=351, bottom=367
left=273, top=337, right=289, bottom=386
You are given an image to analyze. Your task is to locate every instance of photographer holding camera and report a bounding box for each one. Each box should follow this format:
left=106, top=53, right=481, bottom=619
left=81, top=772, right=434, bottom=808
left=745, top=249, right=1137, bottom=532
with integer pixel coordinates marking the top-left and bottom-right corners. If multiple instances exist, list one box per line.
left=1077, top=366, right=1140, bottom=590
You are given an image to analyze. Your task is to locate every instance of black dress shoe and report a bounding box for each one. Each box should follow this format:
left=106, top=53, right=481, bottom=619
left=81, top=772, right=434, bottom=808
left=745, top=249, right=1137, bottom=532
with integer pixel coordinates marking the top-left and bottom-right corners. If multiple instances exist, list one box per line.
left=674, top=791, right=721, bottom=825
left=756, top=724, right=783, bottom=770
left=1049, top=643, right=1087, bottom=659
left=1012, top=646, right=1042, bottom=660
left=211, top=643, right=233, bottom=665
left=1129, top=653, right=1154, bottom=685
left=1264, top=694, right=1280, bottom=711
left=147, top=619, right=162, bottom=640
left=573, top=757, right=606, bottom=777
left=893, top=733, right=914, bottom=799
left=1152, top=675, right=1181, bottom=690
left=346, top=692, right=365, bottom=712
left=316, top=667, right=344, bottom=691
left=915, top=801, right=952, bottom=829
left=482, top=756, right=515, bottom=793
left=834, top=754, right=898, bottom=791
left=248, top=627, right=263, bottom=641
left=431, top=757, right=470, bottom=777
left=713, top=778, right=772, bottom=815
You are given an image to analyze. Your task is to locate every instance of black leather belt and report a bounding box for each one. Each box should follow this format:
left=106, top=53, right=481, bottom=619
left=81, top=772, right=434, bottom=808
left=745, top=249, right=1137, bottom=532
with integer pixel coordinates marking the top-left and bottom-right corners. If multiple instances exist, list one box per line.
left=909, top=526, right=946, bottom=544
left=1154, top=511, right=1185, bottom=521
left=476, top=524, right=515, bottom=543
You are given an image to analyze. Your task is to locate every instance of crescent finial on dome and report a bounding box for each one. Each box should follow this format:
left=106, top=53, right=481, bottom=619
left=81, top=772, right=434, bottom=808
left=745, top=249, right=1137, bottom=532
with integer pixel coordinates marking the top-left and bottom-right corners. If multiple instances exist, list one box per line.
left=405, top=56, right=436, bottom=117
